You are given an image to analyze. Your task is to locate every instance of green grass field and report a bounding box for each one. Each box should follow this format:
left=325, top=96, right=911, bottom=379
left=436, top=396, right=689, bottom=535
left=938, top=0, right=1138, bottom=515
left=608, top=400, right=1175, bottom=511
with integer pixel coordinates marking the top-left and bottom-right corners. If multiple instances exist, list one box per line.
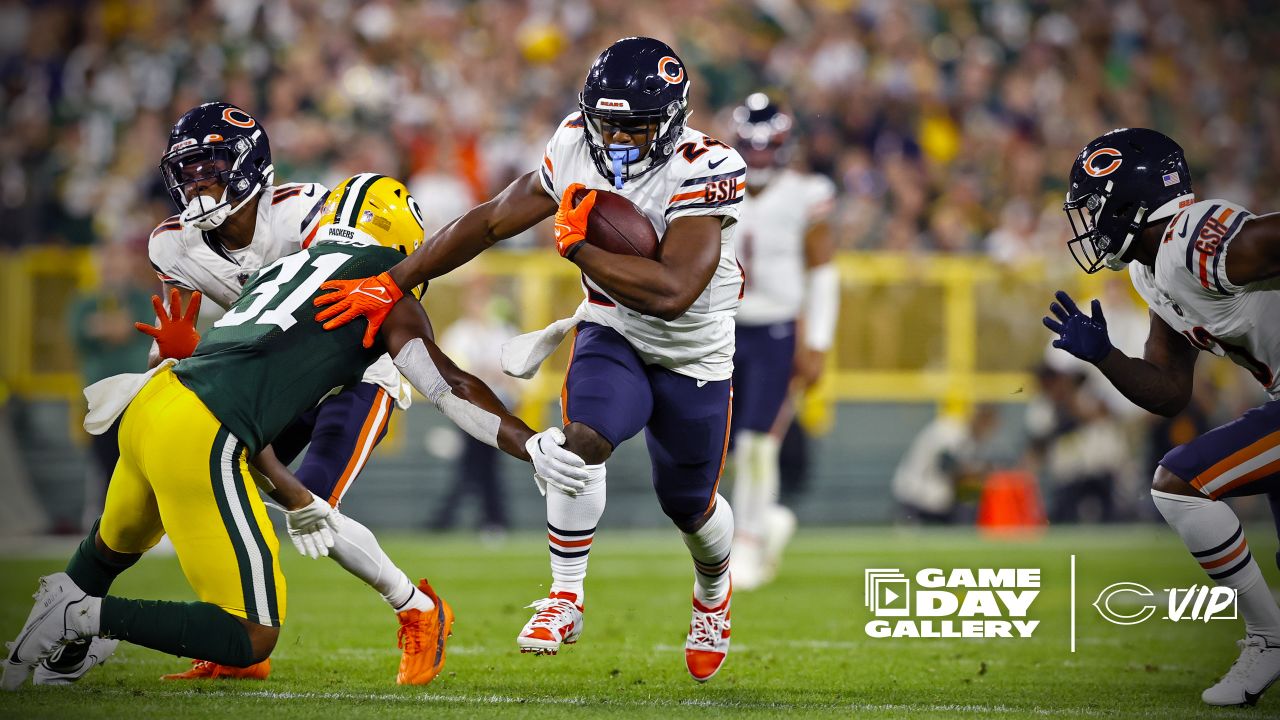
left=0, top=526, right=1277, bottom=719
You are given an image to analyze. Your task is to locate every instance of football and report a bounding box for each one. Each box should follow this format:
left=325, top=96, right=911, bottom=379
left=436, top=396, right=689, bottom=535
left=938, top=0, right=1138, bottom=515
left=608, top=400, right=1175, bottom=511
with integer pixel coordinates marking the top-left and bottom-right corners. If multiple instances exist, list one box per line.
left=571, top=187, right=660, bottom=259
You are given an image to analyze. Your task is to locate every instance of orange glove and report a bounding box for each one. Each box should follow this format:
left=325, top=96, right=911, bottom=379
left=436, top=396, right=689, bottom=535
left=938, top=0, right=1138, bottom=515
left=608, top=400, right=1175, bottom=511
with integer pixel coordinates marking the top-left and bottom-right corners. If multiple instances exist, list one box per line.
left=313, top=271, right=404, bottom=348
left=135, top=288, right=202, bottom=360
left=554, top=183, right=596, bottom=259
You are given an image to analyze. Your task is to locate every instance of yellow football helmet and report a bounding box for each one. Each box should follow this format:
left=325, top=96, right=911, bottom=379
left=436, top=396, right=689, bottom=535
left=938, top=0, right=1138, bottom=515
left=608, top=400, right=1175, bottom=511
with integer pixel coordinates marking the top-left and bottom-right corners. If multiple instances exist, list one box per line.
left=315, top=173, right=425, bottom=258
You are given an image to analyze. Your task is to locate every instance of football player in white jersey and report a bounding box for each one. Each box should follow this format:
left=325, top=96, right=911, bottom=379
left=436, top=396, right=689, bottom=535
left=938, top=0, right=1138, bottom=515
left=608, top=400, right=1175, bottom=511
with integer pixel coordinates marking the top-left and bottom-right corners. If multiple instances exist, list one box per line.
left=1044, top=128, right=1280, bottom=706
left=313, top=37, right=746, bottom=681
left=726, top=94, right=838, bottom=591
left=122, top=103, right=441, bottom=684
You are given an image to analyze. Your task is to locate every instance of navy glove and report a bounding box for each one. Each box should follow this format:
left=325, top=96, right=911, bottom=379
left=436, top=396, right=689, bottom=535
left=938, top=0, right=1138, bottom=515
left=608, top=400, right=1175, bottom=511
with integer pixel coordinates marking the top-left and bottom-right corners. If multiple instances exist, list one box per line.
left=1042, top=290, right=1112, bottom=364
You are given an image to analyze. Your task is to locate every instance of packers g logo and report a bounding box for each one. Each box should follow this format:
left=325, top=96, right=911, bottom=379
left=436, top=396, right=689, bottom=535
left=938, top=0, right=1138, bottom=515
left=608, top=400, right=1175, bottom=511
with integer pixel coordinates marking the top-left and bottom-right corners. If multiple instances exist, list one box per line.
left=1083, top=147, right=1123, bottom=177
left=657, top=56, right=684, bottom=84
left=222, top=107, right=256, bottom=128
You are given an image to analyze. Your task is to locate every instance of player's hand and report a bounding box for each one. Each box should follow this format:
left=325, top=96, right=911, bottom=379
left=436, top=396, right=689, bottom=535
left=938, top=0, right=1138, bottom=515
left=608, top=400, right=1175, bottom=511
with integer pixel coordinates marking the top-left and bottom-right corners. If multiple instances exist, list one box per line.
left=555, top=183, right=596, bottom=259
left=1042, top=290, right=1113, bottom=364
left=313, top=271, right=404, bottom=348
left=134, top=288, right=202, bottom=360
left=284, top=493, right=338, bottom=559
left=526, top=427, right=590, bottom=496
left=792, top=347, right=826, bottom=389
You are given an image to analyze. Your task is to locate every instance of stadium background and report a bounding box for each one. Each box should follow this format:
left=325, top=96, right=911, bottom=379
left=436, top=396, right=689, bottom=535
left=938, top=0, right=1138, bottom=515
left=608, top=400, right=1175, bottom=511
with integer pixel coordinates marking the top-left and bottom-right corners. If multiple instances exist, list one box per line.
left=1, top=0, right=1279, bottom=536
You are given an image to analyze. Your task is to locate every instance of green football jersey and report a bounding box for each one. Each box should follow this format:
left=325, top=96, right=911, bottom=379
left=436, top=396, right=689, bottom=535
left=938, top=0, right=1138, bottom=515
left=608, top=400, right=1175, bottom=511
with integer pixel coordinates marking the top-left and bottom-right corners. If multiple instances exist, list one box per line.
left=174, top=241, right=404, bottom=455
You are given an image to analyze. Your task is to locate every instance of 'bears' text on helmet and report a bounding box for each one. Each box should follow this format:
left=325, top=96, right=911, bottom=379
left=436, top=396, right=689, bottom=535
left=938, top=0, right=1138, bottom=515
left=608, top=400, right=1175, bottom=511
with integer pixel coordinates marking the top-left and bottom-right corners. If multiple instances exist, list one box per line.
left=579, top=37, right=690, bottom=189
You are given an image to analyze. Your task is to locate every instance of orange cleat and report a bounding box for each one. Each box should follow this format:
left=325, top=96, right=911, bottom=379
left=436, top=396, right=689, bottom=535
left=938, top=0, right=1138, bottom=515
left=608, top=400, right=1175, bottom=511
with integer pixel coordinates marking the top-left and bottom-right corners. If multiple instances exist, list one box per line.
left=516, top=591, right=583, bottom=655
left=161, top=658, right=271, bottom=681
left=685, top=583, right=732, bottom=682
left=395, top=579, right=454, bottom=685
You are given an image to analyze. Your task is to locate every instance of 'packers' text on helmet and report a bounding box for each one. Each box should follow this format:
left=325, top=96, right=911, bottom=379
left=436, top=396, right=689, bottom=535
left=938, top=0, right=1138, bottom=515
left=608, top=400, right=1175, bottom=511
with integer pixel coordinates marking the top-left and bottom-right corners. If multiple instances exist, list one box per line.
left=579, top=36, right=690, bottom=189
left=1064, top=128, right=1194, bottom=273
left=315, top=173, right=425, bottom=292
left=160, top=101, right=274, bottom=231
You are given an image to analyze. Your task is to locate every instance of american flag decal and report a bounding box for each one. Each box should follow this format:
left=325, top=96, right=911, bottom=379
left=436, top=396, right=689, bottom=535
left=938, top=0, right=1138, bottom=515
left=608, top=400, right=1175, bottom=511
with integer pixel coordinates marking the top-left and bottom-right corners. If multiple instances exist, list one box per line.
left=1162, top=172, right=1180, bottom=186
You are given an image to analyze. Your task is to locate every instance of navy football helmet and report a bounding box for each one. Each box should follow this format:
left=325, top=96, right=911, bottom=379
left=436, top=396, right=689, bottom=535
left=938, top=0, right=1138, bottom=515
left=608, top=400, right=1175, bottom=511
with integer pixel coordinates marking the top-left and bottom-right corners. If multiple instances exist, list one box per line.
left=159, top=102, right=274, bottom=231
left=579, top=37, right=690, bottom=188
left=732, top=93, right=792, bottom=184
left=1064, top=128, right=1194, bottom=273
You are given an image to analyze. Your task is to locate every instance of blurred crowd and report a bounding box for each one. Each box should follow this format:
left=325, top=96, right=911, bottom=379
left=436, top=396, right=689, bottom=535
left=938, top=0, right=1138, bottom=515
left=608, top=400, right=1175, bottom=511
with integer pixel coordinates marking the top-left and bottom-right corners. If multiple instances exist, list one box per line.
left=3, top=0, right=1279, bottom=257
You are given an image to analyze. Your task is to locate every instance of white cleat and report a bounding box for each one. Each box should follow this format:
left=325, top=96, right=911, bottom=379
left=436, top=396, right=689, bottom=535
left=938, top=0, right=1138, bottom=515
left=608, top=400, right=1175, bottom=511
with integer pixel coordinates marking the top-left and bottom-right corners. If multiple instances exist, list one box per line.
left=3, top=573, right=93, bottom=691
left=33, top=637, right=119, bottom=686
left=685, top=584, right=732, bottom=682
left=517, top=592, right=583, bottom=655
left=1202, top=635, right=1280, bottom=706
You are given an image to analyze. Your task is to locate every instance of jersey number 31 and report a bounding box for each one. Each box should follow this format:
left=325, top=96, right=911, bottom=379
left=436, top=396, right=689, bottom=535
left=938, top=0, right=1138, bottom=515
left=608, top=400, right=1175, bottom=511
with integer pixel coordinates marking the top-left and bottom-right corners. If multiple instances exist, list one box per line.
left=214, top=251, right=350, bottom=331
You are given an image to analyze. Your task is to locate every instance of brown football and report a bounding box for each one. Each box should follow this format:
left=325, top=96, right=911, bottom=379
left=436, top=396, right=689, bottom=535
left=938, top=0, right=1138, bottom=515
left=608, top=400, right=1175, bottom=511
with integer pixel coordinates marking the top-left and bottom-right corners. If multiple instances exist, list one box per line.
left=571, top=187, right=660, bottom=259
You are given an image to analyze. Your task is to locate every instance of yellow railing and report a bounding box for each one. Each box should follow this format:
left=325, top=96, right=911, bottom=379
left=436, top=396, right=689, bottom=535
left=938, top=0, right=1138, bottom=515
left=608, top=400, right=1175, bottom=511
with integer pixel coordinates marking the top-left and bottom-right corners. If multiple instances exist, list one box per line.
left=1, top=247, right=1111, bottom=425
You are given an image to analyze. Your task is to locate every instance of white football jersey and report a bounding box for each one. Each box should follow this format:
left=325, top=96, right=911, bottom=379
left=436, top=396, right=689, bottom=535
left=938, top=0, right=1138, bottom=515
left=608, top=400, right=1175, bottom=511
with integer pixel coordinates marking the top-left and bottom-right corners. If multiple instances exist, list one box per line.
left=1129, top=198, right=1280, bottom=398
left=539, top=113, right=746, bottom=381
left=735, top=169, right=836, bottom=325
left=148, top=183, right=411, bottom=408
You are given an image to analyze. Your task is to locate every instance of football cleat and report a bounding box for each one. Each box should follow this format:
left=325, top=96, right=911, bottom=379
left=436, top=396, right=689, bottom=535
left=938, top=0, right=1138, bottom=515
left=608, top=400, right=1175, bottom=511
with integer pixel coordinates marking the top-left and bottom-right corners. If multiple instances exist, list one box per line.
left=161, top=658, right=271, bottom=681
left=3, top=573, right=93, bottom=691
left=517, top=592, right=583, bottom=655
left=685, top=585, right=731, bottom=682
left=33, top=637, right=119, bottom=685
left=395, top=579, right=454, bottom=685
left=1202, top=635, right=1280, bottom=706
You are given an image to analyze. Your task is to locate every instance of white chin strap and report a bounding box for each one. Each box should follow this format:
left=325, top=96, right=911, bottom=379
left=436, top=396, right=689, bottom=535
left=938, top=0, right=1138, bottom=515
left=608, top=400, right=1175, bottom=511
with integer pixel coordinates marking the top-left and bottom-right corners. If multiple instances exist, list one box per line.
left=1103, top=192, right=1194, bottom=271
left=181, top=163, right=274, bottom=231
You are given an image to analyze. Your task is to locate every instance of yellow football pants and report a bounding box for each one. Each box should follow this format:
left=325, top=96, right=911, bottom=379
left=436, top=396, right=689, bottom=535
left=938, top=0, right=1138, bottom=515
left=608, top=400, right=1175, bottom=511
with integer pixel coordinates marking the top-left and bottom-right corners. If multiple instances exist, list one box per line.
left=99, top=367, right=286, bottom=627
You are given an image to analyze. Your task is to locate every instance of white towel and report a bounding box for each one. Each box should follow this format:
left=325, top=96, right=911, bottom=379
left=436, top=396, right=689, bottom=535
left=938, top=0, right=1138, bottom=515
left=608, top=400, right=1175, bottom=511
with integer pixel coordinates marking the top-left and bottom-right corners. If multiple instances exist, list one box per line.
left=500, top=308, right=586, bottom=379
left=83, top=359, right=178, bottom=435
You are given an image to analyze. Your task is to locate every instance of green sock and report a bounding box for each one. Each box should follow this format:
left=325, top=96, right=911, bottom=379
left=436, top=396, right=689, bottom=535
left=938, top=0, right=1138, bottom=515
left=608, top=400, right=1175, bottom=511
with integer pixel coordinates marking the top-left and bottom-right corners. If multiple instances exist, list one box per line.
left=100, top=596, right=257, bottom=667
left=65, top=519, right=139, bottom=596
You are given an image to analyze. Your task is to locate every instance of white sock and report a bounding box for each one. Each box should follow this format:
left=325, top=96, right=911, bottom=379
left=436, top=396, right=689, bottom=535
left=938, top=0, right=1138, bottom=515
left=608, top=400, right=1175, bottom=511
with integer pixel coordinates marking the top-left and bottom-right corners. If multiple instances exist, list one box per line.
left=733, top=432, right=780, bottom=544
left=328, top=512, right=434, bottom=613
left=731, top=434, right=759, bottom=542
left=754, top=432, right=782, bottom=528
left=1152, top=489, right=1280, bottom=643
left=546, top=462, right=606, bottom=604
left=683, top=495, right=733, bottom=605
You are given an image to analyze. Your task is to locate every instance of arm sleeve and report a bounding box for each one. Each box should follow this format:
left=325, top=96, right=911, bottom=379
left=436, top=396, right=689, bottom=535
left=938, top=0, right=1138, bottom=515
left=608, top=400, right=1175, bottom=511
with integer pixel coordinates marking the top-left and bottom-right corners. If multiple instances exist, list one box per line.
left=393, top=338, right=501, bottom=447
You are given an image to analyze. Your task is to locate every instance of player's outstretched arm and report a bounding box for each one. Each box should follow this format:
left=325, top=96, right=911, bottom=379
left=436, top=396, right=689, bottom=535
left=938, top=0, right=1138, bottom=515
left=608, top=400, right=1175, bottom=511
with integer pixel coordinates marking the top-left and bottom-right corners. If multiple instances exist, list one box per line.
left=1044, top=290, right=1197, bottom=416
left=378, top=295, right=589, bottom=492
left=313, top=172, right=556, bottom=341
left=399, top=171, right=558, bottom=289
left=1223, top=213, right=1280, bottom=286
left=569, top=213, right=723, bottom=321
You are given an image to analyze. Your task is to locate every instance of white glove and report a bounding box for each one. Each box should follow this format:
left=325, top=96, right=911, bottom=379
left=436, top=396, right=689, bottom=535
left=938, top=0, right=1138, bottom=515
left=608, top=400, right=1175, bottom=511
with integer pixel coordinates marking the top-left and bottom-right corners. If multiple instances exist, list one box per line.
left=285, top=493, right=338, bottom=559
left=526, top=428, right=590, bottom=496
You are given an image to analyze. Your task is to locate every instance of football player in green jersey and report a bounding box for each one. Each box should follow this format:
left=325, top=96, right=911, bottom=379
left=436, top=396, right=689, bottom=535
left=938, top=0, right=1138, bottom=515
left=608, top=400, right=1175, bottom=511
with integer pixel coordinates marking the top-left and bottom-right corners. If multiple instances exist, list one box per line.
left=3, top=175, right=589, bottom=691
